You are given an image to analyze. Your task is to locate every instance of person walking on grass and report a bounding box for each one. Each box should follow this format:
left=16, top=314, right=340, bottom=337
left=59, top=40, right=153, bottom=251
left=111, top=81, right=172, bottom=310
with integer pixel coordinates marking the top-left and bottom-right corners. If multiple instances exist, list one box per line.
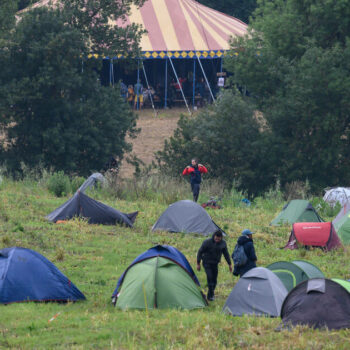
left=182, top=158, right=207, bottom=202
left=197, top=230, right=232, bottom=301
left=233, top=229, right=257, bottom=277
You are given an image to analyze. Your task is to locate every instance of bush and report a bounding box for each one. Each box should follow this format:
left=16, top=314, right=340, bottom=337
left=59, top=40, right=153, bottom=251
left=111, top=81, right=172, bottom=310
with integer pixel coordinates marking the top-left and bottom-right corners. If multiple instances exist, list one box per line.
left=71, top=176, right=85, bottom=193
left=156, top=90, right=274, bottom=196
left=47, top=171, right=71, bottom=197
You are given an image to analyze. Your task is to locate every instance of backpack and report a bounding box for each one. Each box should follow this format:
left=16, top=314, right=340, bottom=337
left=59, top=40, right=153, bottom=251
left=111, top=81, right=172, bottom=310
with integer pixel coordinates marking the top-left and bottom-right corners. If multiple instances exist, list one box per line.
left=232, top=244, right=248, bottom=267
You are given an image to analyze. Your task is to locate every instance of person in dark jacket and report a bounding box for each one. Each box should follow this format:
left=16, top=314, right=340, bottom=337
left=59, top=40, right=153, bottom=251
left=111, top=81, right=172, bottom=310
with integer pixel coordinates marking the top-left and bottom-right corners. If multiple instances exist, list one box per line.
left=182, top=158, right=207, bottom=202
left=197, top=230, right=232, bottom=301
left=233, top=229, right=257, bottom=277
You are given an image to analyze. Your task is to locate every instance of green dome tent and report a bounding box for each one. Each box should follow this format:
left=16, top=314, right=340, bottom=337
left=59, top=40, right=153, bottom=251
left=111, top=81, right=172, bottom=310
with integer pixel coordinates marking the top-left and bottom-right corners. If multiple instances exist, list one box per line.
left=115, top=256, right=207, bottom=310
left=333, top=211, right=350, bottom=244
left=270, top=200, right=323, bottom=226
left=332, top=279, right=350, bottom=293
left=267, top=260, right=324, bottom=292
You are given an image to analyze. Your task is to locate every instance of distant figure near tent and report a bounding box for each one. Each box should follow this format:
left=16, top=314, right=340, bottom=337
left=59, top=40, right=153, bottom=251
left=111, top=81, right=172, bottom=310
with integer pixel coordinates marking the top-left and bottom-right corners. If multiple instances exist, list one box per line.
left=112, top=245, right=206, bottom=310
left=46, top=191, right=138, bottom=227
left=281, top=279, right=350, bottom=330
left=152, top=200, right=224, bottom=236
left=285, top=222, right=342, bottom=251
left=223, top=267, right=288, bottom=317
left=0, top=247, right=85, bottom=304
left=270, top=200, right=323, bottom=226
left=233, top=229, right=257, bottom=277
left=182, top=159, right=207, bottom=202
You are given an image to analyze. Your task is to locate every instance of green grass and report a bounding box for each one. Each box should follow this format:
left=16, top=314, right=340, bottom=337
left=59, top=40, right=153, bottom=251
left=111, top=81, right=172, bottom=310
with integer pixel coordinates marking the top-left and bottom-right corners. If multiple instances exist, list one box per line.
left=0, top=179, right=349, bottom=349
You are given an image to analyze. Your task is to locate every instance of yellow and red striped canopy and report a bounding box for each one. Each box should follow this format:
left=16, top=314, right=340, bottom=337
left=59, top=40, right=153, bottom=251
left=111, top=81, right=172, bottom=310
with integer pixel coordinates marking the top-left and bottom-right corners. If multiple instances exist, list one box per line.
left=27, top=0, right=247, bottom=58
left=115, top=0, right=247, bottom=55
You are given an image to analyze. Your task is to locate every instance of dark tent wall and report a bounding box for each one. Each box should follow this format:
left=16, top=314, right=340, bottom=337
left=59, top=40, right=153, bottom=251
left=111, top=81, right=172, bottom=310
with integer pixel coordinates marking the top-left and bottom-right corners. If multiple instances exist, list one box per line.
left=46, top=191, right=138, bottom=227
left=281, top=279, right=350, bottom=330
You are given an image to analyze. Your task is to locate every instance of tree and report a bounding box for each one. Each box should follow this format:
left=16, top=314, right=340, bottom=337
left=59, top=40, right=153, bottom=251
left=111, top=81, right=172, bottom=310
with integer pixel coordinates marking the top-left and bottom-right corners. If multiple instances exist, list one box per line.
left=156, top=91, right=273, bottom=195
left=0, top=7, right=140, bottom=175
left=226, top=0, right=350, bottom=190
left=0, top=0, right=17, bottom=42
left=197, top=0, right=257, bottom=23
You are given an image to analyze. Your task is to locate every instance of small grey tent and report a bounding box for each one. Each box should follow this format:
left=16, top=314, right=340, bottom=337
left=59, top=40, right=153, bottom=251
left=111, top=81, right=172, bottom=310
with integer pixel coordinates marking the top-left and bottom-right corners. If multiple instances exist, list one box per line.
left=78, top=173, right=106, bottom=193
left=223, top=267, right=288, bottom=317
left=152, top=200, right=224, bottom=236
left=46, top=191, right=137, bottom=227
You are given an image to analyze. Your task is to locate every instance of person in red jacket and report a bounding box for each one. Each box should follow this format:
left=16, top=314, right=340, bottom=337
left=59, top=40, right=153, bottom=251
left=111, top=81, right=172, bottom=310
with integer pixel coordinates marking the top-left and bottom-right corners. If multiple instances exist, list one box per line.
left=182, top=158, right=208, bottom=202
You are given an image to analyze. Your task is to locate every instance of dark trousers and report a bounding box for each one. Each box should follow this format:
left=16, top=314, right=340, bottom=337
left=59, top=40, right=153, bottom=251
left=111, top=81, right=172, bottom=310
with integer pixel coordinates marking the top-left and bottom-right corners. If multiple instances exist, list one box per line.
left=203, top=264, right=218, bottom=298
left=191, top=183, right=200, bottom=202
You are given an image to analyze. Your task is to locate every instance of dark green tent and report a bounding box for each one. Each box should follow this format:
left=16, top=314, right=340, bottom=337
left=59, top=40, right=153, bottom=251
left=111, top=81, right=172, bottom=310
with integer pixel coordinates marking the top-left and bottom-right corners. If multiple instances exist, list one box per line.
left=270, top=200, right=323, bottom=226
left=115, top=256, right=207, bottom=310
left=267, top=260, right=324, bottom=291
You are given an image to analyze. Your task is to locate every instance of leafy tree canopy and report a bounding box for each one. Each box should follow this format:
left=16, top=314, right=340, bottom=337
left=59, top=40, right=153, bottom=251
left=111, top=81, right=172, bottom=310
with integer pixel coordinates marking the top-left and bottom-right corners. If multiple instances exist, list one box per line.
left=0, top=3, right=143, bottom=176
left=197, top=0, right=257, bottom=23
left=225, top=0, right=350, bottom=190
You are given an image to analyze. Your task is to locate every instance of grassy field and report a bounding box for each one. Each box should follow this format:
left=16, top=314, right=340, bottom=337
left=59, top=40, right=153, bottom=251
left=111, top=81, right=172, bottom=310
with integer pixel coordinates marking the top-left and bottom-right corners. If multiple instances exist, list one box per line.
left=0, top=177, right=349, bottom=349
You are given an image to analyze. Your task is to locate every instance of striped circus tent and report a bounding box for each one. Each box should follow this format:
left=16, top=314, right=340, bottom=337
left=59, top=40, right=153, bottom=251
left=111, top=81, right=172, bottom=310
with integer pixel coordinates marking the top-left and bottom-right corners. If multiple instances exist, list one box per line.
left=114, top=0, right=247, bottom=59
left=26, top=0, right=247, bottom=59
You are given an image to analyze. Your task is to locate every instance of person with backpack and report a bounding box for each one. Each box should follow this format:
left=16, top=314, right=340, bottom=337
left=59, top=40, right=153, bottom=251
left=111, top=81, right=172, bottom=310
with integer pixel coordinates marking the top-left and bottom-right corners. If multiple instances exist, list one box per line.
left=232, top=229, right=257, bottom=277
left=182, top=158, right=207, bottom=202
left=197, top=230, right=232, bottom=301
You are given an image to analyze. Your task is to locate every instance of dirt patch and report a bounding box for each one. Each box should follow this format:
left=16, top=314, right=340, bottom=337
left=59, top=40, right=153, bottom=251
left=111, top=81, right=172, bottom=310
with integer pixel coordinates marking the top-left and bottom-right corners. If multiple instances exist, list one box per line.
left=119, top=108, right=189, bottom=177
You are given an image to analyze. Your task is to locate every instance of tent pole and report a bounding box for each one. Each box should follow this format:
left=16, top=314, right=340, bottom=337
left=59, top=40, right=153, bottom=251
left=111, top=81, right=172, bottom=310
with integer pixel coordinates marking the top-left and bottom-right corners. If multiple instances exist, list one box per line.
left=109, top=59, right=112, bottom=86
left=168, top=55, right=191, bottom=115
left=137, top=59, right=140, bottom=110
left=192, top=59, right=196, bottom=109
left=220, top=57, right=223, bottom=73
left=164, top=58, right=168, bottom=108
left=111, top=59, right=114, bottom=87
left=81, top=59, right=84, bottom=73
left=142, top=61, right=157, bottom=117
left=196, top=56, right=216, bottom=104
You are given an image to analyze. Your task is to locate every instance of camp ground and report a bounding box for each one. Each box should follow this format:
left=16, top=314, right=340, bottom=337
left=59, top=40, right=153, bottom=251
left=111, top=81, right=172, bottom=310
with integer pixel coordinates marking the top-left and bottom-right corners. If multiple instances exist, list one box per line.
left=152, top=200, right=224, bottom=235
left=223, top=267, right=288, bottom=317
left=46, top=191, right=138, bottom=227
left=281, top=279, right=350, bottom=330
left=112, top=245, right=207, bottom=310
left=266, top=260, right=324, bottom=292
left=270, top=200, right=323, bottom=226
left=285, top=222, right=343, bottom=251
left=0, top=247, right=85, bottom=304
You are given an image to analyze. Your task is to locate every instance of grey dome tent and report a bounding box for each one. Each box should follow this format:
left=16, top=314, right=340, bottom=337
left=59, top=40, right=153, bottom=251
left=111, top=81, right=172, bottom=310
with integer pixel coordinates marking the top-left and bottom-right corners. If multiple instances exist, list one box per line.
left=281, top=279, right=350, bottom=330
left=223, top=267, right=288, bottom=317
left=152, top=200, right=224, bottom=236
left=266, top=260, right=324, bottom=292
left=46, top=191, right=138, bottom=227
left=270, top=200, right=323, bottom=226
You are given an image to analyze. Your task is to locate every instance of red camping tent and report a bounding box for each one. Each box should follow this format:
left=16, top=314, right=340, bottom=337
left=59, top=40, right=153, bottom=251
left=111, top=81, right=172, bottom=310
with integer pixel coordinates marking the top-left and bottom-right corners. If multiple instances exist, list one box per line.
left=285, top=222, right=342, bottom=251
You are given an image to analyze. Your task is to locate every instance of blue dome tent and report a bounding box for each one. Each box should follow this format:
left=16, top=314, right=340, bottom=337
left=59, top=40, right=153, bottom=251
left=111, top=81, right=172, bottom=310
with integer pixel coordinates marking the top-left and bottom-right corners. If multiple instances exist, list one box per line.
left=0, top=247, right=86, bottom=304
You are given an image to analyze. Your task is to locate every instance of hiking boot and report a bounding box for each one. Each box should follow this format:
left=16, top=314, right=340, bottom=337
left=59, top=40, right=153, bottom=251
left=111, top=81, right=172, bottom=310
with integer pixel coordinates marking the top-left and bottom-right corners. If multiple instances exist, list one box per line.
left=208, top=296, right=215, bottom=301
